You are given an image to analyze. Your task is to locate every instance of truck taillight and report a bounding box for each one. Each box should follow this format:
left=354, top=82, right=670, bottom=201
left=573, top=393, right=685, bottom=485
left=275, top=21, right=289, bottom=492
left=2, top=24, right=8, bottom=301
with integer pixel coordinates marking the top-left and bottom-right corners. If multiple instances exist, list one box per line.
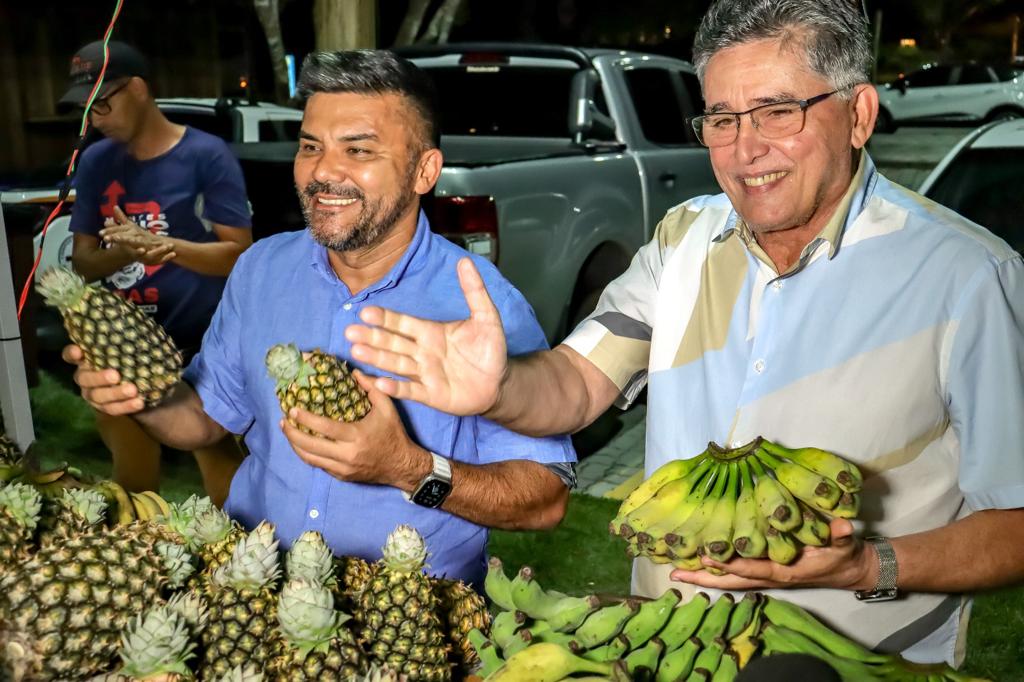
left=426, top=195, right=499, bottom=262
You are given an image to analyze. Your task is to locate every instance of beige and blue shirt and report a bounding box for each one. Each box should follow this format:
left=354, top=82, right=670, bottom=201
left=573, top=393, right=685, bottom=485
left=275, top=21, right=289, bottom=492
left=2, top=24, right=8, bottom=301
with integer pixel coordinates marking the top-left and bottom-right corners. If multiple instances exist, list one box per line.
left=564, top=154, right=1024, bottom=666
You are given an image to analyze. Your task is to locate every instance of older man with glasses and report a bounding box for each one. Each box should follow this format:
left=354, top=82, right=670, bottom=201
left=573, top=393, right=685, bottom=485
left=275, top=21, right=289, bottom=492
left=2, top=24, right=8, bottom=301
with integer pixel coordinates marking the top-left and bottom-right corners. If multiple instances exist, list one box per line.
left=344, top=0, right=1024, bottom=667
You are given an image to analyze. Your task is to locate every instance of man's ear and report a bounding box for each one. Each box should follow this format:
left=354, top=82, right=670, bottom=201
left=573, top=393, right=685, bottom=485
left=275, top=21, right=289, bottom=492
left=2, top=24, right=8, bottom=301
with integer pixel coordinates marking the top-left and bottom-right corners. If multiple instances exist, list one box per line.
left=414, top=147, right=444, bottom=196
left=850, top=84, right=878, bottom=150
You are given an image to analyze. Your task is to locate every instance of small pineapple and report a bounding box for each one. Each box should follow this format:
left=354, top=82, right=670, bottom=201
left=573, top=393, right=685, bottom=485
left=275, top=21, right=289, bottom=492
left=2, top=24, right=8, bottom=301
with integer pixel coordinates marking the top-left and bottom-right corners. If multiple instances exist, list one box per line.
left=0, top=482, right=42, bottom=572
left=352, top=664, right=405, bottom=681
left=287, top=530, right=338, bottom=588
left=189, top=505, right=246, bottom=590
left=357, top=525, right=451, bottom=682
left=335, top=555, right=372, bottom=603
left=202, top=521, right=283, bottom=680
left=0, top=425, right=23, bottom=466
left=118, top=606, right=195, bottom=680
left=434, top=578, right=491, bottom=671
left=160, top=494, right=217, bottom=547
left=38, top=487, right=107, bottom=545
left=216, top=664, right=266, bottom=682
left=36, top=266, right=182, bottom=406
left=266, top=343, right=371, bottom=433
left=271, top=578, right=367, bottom=680
left=165, top=589, right=211, bottom=639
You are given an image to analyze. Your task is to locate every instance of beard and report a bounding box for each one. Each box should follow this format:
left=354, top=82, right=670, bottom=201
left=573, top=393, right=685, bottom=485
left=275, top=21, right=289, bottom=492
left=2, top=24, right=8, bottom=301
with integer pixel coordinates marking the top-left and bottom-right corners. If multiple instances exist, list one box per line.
left=297, top=165, right=418, bottom=252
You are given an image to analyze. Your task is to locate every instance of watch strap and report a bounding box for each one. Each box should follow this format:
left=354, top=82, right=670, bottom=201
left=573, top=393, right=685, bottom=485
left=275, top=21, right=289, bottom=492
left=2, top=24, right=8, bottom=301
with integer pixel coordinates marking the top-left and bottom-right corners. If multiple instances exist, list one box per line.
left=855, top=536, right=899, bottom=602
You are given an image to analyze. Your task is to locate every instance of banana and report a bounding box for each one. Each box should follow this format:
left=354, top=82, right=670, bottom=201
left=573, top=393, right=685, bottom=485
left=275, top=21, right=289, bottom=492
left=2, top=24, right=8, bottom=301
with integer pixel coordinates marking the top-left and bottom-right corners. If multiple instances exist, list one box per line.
left=671, top=554, right=704, bottom=571
left=664, top=463, right=728, bottom=559
left=132, top=492, right=156, bottom=521
left=622, top=588, right=681, bottom=649
left=26, top=463, right=68, bottom=485
left=724, top=592, right=760, bottom=641
left=503, top=629, right=533, bottom=657
left=685, top=666, right=713, bottom=682
left=691, top=637, right=726, bottom=680
left=485, top=557, right=517, bottom=611
left=831, top=492, right=860, bottom=519
left=487, top=642, right=614, bottom=681
left=748, top=457, right=801, bottom=532
left=731, top=459, right=767, bottom=559
left=140, top=490, right=171, bottom=519
left=765, top=526, right=800, bottom=564
left=761, top=597, right=889, bottom=664
left=530, top=629, right=576, bottom=647
left=468, top=628, right=505, bottom=677
left=695, top=593, right=734, bottom=647
left=623, top=637, right=664, bottom=677
left=658, top=592, right=710, bottom=651
left=656, top=637, right=701, bottom=682
left=615, top=450, right=710, bottom=520
left=572, top=599, right=640, bottom=649
left=510, top=566, right=566, bottom=620
left=760, top=624, right=881, bottom=682
left=791, top=501, right=830, bottom=547
left=755, top=446, right=841, bottom=511
left=546, top=594, right=601, bottom=632
left=760, top=440, right=863, bottom=493
left=575, top=634, right=630, bottom=662
left=490, top=609, right=527, bottom=651
left=710, top=650, right=740, bottom=682
left=701, top=461, right=740, bottom=562
left=0, top=464, right=23, bottom=483
left=98, top=480, right=137, bottom=525
left=135, top=491, right=164, bottom=522
left=621, top=457, right=715, bottom=538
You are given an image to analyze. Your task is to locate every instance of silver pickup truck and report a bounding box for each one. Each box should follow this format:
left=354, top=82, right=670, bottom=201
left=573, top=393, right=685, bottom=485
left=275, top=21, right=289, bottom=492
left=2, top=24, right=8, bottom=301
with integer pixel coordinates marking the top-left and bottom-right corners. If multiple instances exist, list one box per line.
left=403, top=43, right=721, bottom=340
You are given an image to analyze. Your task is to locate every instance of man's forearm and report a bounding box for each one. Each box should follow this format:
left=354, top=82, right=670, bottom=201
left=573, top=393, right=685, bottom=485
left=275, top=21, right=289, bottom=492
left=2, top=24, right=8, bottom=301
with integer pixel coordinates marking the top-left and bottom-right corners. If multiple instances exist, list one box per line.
left=72, top=247, right=136, bottom=283
left=166, top=238, right=247, bottom=277
left=890, top=508, right=1024, bottom=592
left=134, top=382, right=228, bottom=451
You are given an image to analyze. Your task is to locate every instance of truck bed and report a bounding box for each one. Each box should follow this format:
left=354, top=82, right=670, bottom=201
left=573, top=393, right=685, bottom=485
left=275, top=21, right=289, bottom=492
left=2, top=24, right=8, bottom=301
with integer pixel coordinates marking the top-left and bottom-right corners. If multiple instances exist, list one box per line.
left=439, top=135, right=588, bottom=168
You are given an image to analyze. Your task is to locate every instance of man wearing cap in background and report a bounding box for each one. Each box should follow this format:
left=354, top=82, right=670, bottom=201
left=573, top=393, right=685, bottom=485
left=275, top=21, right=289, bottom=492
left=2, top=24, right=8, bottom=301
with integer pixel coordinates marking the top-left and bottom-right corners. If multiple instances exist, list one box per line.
left=60, top=40, right=253, bottom=506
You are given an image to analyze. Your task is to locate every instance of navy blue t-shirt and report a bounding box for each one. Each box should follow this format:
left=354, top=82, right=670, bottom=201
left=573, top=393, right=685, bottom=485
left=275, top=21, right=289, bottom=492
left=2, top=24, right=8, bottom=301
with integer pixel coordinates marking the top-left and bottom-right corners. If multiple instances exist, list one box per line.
left=70, top=127, right=251, bottom=351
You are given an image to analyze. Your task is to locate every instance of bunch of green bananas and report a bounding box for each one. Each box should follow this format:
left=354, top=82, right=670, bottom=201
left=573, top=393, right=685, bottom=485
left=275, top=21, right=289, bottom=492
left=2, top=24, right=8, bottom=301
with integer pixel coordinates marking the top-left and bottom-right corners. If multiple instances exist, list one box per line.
left=475, top=559, right=987, bottom=682
left=609, top=438, right=864, bottom=569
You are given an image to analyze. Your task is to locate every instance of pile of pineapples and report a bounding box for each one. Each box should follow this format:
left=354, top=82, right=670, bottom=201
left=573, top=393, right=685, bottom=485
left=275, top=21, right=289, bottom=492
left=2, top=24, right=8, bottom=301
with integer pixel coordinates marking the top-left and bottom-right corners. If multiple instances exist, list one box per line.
left=0, top=480, right=490, bottom=681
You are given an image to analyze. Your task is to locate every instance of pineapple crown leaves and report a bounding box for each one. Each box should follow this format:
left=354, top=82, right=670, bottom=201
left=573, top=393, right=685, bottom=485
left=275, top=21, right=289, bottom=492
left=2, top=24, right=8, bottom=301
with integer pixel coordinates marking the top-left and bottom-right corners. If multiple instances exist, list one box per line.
left=0, top=482, right=43, bottom=531
left=35, top=266, right=88, bottom=311
left=213, top=521, right=281, bottom=590
left=286, top=530, right=337, bottom=587
left=162, top=494, right=215, bottom=544
left=165, top=590, right=210, bottom=636
left=266, top=343, right=316, bottom=391
left=156, top=542, right=196, bottom=589
left=191, top=505, right=236, bottom=548
left=381, top=524, right=429, bottom=574
left=215, top=665, right=265, bottom=682
left=58, top=487, right=107, bottom=526
left=118, top=606, right=195, bottom=679
left=278, top=578, right=351, bottom=655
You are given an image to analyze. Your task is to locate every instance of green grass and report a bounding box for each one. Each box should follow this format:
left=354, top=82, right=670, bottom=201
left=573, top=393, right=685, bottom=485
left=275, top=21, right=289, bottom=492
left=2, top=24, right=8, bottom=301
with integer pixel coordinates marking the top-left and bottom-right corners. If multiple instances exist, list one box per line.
left=21, top=369, right=1024, bottom=679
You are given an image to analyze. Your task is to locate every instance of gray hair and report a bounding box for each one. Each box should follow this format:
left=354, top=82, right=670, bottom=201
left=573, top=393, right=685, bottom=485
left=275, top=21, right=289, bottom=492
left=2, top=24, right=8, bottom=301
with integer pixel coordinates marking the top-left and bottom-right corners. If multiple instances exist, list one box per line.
left=692, top=0, right=872, bottom=98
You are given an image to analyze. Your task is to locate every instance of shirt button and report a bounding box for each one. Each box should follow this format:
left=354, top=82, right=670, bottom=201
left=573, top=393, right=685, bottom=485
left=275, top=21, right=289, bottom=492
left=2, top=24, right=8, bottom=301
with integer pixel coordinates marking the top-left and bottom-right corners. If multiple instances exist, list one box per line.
left=772, top=280, right=783, bottom=291
left=308, top=508, right=320, bottom=520
left=753, top=359, right=766, bottom=374
left=342, top=303, right=353, bottom=311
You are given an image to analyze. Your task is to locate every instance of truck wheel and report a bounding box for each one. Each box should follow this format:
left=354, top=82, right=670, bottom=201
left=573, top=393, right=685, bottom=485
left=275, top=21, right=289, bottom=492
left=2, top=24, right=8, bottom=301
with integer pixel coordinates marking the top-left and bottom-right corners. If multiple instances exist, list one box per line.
left=985, top=106, right=1023, bottom=123
left=567, top=288, right=603, bottom=333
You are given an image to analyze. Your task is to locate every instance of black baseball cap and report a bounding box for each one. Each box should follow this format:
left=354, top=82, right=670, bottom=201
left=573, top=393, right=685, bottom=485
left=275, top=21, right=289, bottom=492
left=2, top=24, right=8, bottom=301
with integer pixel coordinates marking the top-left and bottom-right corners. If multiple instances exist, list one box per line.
left=58, top=40, right=150, bottom=111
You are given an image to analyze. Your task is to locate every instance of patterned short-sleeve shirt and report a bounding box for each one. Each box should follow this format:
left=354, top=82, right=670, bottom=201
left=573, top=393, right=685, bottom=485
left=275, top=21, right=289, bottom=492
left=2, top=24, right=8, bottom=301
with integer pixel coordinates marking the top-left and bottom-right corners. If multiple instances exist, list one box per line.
left=563, top=153, right=1024, bottom=665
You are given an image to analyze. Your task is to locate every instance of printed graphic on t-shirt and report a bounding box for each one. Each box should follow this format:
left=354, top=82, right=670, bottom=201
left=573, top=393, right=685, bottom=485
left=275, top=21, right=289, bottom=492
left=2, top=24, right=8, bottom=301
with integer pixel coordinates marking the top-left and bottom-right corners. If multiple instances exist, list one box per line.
left=101, top=180, right=169, bottom=309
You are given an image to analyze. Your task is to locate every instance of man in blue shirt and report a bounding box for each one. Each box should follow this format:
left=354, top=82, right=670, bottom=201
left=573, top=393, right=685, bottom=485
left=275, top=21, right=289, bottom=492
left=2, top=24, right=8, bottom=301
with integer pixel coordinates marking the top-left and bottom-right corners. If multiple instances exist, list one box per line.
left=64, top=50, right=575, bottom=585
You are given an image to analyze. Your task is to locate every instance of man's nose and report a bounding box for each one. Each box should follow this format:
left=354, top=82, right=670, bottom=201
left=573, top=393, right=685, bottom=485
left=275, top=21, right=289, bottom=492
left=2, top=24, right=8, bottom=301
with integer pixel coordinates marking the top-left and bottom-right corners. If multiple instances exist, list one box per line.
left=312, top=148, right=350, bottom=184
left=733, top=115, right=770, bottom=163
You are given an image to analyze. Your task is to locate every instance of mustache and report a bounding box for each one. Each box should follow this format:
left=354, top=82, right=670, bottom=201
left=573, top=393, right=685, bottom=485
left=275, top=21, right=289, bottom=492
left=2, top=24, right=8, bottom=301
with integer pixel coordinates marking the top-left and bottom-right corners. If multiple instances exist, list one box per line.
left=302, top=181, right=364, bottom=201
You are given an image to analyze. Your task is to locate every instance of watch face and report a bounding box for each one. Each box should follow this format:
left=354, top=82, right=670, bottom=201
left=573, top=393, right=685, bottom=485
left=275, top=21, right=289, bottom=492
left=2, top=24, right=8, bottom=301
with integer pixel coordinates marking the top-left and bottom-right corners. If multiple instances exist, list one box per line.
left=412, top=479, right=451, bottom=508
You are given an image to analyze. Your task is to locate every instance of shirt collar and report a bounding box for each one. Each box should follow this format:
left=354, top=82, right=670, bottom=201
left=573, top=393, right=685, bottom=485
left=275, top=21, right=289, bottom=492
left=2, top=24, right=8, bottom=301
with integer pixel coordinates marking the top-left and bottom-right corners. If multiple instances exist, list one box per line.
left=713, top=151, right=876, bottom=260
left=307, top=209, right=433, bottom=296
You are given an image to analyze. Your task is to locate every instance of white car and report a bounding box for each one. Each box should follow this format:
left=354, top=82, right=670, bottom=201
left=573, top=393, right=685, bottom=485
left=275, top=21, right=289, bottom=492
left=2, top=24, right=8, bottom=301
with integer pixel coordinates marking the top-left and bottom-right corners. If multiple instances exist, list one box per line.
left=2, top=97, right=302, bottom=283
left=875, top=63, right=1024, bottom=133
left=918, top=118, right=1024, bottom=253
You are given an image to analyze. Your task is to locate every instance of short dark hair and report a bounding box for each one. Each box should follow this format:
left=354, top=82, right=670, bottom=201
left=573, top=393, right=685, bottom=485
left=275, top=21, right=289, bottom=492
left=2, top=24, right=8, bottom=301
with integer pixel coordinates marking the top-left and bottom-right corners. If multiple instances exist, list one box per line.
left=296, top=50, right=440, bottom=150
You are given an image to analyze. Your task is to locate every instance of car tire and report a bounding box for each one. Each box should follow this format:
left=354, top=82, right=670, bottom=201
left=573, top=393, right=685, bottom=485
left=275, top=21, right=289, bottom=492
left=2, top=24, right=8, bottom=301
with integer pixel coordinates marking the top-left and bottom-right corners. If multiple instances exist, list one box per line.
left=874, top=107, right=896, bottom=134
left=985, top=107, right=1023, bottom=123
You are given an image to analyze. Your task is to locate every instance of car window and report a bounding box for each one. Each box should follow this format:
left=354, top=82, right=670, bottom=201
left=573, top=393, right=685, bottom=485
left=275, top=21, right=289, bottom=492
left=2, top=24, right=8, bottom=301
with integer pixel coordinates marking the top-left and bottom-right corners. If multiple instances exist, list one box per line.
left=957, top=65, right=993, bottom=85
left=925, top=147, right=1024, bottom=253
left=993, top=65, right=1023, bottom=82
left=906, top=66, right=952, bottom=88
left=162, top=108, right=234, bottom=141
left=258, top=119, right=301, bottom=142
left=624, top=67, right=688, bottom=146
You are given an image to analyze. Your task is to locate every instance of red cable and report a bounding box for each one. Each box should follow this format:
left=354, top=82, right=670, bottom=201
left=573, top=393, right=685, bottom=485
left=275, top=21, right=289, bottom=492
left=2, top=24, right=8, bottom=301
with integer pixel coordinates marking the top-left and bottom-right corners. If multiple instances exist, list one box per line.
left=16, top=0, right=125, bottom=321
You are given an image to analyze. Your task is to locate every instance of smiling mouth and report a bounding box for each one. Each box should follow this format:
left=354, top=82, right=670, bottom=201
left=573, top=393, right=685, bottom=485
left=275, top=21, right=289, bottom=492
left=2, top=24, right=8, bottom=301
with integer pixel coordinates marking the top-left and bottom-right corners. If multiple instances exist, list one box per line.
left=742, top=171, right=789, bottom=187
left=317, top=197, right=359, bottom=207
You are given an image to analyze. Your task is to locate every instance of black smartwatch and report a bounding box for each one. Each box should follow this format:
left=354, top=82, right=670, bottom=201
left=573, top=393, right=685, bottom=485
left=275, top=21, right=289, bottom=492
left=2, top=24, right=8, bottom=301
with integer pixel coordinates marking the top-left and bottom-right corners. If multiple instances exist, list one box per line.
left=408, top=452, right=453, bottom=508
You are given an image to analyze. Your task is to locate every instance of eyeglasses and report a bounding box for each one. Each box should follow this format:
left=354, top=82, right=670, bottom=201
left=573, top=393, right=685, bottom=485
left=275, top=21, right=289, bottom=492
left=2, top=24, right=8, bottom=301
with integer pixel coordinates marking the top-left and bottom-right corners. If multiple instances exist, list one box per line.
left=690, top=89, right=844, bottom=148
left=81, top=79, right=130, bottom=116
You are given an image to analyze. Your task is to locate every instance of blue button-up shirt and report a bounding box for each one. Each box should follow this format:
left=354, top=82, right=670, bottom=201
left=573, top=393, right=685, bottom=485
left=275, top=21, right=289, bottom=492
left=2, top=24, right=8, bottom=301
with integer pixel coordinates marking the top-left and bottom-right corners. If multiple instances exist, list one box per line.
left=184, top=211, right=574, bottom=584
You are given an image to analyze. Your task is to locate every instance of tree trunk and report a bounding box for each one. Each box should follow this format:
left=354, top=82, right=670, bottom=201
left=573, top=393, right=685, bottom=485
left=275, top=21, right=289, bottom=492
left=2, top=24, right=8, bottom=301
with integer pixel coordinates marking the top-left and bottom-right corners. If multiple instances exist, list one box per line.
left=418, top=0, right=464, bottom=44
left=253, top=0, right=291, bottom=103
left=314, top=0, right=377, bottom=51
left=393, top=0, right=431, bottom=47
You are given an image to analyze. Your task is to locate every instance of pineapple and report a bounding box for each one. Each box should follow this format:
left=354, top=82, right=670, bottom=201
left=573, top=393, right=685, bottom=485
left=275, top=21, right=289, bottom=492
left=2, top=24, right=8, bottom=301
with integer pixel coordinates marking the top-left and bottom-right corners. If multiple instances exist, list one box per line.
left=161, top=494, right=217, bottom=546
left=272, top=578, right=367, bottom=680
left=356, top=525, right=451, bottom=682
left=117, top=606, right=195, bottom=680
left=0, top=526, right=193, bottom=680
left=189, top=505, right=246, bottom=591
left=0, top=482, right=42, bottom=572
left=352, top=664, right=405, bottom=681
left=434, top=578, right=491, bottom=671
left=0, top=428, right=23, bottom=466
left=36, top=266, right=182, bottom=406
left=165, top=589, right=211, bottom=639
left=335, top=555, right=372, bottom=603
left=216, top=664, right=266, bottom=682
left=201, top=521, right=283, bottom=680
left=287, top=530, right=338, bottom=588
left=266, top=343, right=371, bottom=434
left=38, top=487, right=107, bottom=545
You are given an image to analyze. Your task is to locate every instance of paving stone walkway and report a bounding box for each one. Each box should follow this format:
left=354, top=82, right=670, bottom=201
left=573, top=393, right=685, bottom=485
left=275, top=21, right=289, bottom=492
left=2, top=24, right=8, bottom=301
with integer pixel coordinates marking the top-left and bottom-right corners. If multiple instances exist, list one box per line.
left=576, top=405, right=646, bottom=498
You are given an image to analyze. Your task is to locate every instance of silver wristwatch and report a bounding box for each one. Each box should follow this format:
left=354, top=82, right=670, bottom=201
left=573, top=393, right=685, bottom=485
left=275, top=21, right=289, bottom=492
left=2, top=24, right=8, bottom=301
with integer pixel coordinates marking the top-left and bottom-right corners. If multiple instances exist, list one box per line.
left=407, top=452, right=453, bottom=509
left=855, top=536, right=899, bottom=602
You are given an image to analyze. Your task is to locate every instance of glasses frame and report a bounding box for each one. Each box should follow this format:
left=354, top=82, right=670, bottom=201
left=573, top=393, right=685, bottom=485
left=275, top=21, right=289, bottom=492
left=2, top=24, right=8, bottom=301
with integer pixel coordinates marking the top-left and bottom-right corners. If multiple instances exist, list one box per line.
left=81, top=79, right=131, bottom=116
left=690, top=88, right=844, bottom=148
